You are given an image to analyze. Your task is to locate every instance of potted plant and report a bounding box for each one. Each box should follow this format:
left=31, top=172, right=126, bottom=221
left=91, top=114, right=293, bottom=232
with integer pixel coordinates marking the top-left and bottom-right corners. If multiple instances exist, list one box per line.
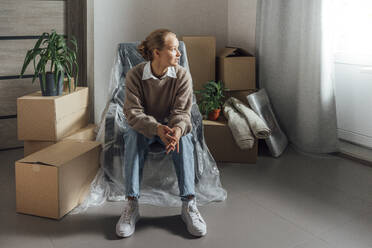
left=20, top=30, right=79, bottom=96
left=195, top=80, right=226, bottom=120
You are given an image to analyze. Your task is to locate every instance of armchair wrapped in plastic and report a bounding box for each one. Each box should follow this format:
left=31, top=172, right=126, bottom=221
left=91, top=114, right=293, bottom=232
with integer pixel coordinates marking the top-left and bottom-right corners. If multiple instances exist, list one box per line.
left=72, top=42, right=227, bottom=212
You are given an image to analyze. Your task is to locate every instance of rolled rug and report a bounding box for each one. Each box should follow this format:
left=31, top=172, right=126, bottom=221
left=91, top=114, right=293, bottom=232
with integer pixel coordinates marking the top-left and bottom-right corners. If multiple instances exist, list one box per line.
left=229, top=97, right=271, bottom=139
left=223, top=99, right=255, bottom=150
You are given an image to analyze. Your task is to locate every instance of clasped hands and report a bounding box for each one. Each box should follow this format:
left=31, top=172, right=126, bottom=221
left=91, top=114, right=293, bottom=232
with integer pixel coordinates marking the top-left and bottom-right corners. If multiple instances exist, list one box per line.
left=157, top=124, right=182, bottom=154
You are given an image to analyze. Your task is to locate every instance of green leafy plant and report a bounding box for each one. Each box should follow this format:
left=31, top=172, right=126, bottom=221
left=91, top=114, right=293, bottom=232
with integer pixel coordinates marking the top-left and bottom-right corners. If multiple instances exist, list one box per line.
left=195, top=80, right=226, bottom=116
left=20, top=30, right=79, bottom=93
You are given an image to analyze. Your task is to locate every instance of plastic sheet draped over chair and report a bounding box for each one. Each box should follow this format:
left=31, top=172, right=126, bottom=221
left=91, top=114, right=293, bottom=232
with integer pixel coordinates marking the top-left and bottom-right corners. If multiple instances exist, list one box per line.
left=71, top=42, right=227, bottom=213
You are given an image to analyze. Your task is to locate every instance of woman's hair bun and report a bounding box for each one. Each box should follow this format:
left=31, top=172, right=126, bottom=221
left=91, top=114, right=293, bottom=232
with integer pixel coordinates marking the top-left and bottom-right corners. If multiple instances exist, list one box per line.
left=138, top=40, right=151, bottom=61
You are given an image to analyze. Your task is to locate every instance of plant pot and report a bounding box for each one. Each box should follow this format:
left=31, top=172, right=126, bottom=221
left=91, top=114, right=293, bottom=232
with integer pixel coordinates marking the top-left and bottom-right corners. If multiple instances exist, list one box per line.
left=39, top=72, right=64, bottom=96
left=208, top=109, right=221, bottom=121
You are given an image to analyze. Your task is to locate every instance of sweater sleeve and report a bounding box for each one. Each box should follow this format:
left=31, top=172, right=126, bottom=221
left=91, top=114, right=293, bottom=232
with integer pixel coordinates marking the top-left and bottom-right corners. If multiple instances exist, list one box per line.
left=123, top=70, right=160, bottom=138
left=168, top=70, right=193, bottom=136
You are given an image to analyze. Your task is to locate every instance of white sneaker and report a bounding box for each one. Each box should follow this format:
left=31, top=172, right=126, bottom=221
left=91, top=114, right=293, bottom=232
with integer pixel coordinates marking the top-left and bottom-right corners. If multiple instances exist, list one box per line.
left=116, top=199, right=140, bottom=238
left=181, top=198, right=207, bottom=237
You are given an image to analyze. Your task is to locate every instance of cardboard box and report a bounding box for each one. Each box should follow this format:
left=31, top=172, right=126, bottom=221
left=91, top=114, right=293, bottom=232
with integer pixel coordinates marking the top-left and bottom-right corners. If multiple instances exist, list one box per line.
left=217, top=47, right=256, bottom=91
left=15, top=139, right=101, bottom=219
left=17, top=87, right=89, bottom=141
left=23, top=140, right=55, bottom=158
left=203, top=117, right=257, bottom=163
left=182, top=36, right=216, bottom=91
left=61, top=123, right=97, bottom=141
left=223, top=89, right=257, bottom=106
left=23, top=124, right=97, bottom=157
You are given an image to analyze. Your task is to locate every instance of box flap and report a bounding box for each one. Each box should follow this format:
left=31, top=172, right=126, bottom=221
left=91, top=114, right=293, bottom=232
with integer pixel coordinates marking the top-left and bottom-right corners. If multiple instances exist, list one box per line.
left=217, top=47, right=252, bottom=58
left=17, top=139, right=101, bottom=167
left=218, top=47, right=238, bottom=58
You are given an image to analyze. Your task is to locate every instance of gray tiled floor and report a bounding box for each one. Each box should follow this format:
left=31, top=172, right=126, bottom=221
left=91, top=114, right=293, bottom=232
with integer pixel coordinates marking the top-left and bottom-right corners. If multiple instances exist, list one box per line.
left=1, top=145, right=372, bottom=248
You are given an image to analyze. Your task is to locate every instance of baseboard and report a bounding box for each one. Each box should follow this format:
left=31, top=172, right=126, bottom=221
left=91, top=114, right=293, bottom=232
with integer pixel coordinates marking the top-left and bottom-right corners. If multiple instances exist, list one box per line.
left=338, top=139, right=372, bottom=167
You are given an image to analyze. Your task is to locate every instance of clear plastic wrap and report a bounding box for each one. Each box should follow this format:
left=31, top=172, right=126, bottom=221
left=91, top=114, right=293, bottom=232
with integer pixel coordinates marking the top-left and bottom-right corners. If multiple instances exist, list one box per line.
left=247, top=89, right=288, bottom=157
left=71, top=42, right=227, bottom=213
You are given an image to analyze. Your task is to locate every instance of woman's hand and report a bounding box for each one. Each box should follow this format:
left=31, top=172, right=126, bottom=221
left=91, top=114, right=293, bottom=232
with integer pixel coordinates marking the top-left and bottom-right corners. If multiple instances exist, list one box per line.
left=157, top=124, right=177, bottom=149
left=165, top=126, right=182, bottom=154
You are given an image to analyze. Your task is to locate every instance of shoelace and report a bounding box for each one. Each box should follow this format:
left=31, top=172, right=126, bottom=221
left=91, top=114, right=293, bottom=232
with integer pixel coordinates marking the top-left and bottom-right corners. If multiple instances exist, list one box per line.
left=121, top=205, right=134, bottom=224
left=188, top=204, right=204, bottom=224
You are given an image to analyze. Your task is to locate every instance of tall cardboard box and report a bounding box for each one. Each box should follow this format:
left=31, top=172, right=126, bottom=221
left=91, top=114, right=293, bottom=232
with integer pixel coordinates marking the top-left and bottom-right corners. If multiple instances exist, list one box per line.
left=23, top=124, right=97, bottom=156
left=203, top=118, right=257, bottom=163
left=17, top=87, right=89, bottom=141
left=15, top=139, right=101, bottom=219
left=182, top=36, right=216, bottom=91
left=217, top=47, right=256, bottom=91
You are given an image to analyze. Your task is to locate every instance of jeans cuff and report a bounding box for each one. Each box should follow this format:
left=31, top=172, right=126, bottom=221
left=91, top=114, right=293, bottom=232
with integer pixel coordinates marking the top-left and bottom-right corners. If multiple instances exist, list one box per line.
left=126, top=194, right=140, bottom=200
left=180, top=194, right=195, bottom=202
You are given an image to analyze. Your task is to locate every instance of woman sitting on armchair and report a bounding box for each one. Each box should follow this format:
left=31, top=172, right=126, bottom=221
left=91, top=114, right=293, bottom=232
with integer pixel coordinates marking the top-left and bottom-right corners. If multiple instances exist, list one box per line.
left=116, top=29, right=207, bottom=238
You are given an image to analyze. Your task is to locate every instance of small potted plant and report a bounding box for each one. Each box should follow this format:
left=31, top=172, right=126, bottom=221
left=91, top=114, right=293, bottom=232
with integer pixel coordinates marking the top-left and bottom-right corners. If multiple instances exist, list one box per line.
left=195, top=80, right=226, bottom=120
left=20, top=30, right=79, bottom=96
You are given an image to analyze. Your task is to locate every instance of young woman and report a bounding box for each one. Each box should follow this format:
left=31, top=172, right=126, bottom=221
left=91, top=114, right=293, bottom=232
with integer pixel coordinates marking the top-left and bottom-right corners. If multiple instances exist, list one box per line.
left=116, top=29, right=207, bottom=238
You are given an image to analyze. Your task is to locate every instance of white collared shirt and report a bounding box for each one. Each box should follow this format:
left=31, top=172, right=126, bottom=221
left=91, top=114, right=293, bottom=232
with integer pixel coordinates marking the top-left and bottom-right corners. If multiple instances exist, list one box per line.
left=142, top=61, right=177, bottom=80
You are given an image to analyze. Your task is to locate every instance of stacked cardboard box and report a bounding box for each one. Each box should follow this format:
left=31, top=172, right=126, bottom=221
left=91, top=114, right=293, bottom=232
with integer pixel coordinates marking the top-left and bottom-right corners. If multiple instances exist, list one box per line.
left=217, top=47, right=256, bottom=91
left=192, top=44, right=257, bottom=163
left=17, top=87, right=90, bottom=141
left=203, top=116, right=258, bottom=163
left=181, top=36, right=216, bottom=92
left=15, top=140, right=100, bottom=219
left=15, top=87, right=101, bottom=219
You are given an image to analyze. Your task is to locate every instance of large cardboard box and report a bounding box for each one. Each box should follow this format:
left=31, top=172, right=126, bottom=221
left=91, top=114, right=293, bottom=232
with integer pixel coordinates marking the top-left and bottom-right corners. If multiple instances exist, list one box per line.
left=17, top=87, right=89, bottom=141
left=23, top=124, right=97, bottom=157
left=182, top=36, right=216, bottom=91
left=15, top=139, right=101, bottom=219
left=203, top=118, right=257, bottom=163
left=217, top=47, right=256, bottom=91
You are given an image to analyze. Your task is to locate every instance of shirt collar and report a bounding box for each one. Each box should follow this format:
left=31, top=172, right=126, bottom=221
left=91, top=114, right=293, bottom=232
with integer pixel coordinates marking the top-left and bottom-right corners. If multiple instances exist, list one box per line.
left=142, top=61, right=177, bottom=80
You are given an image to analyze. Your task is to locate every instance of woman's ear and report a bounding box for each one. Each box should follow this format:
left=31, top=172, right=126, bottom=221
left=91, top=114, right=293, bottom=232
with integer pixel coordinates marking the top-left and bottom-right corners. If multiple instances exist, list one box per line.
left=153, top=48, right=160, bottom=59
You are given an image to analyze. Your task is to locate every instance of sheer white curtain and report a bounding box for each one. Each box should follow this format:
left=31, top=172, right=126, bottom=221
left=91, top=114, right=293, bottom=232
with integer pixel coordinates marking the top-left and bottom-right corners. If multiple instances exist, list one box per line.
left=256, top=0, right=340, bottom=154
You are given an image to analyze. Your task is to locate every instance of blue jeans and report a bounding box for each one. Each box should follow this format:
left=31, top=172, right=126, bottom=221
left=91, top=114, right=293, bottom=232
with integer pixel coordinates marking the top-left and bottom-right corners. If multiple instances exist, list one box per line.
left=123, top=126, right=195, bottom=201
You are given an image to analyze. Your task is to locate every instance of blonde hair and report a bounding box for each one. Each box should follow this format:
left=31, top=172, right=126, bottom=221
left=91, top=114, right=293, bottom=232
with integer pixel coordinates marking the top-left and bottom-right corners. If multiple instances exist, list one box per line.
left=138, top=29, right=175, bottom=61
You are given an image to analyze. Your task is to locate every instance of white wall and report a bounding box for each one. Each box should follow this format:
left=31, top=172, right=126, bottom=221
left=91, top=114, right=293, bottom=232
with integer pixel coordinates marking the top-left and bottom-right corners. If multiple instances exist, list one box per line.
left=228, top=0, right=257, bottom=55
left=93, top=0, right=228, bottom=124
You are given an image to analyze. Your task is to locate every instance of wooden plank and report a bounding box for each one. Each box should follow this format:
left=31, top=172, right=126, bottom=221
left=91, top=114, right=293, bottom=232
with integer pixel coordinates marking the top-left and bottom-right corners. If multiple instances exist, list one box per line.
left=0, top=118, right=23, bottom=150
left=0, top=78, right=40, bottom=116
left=0, top=1, right=66, bottom=36
left=0, top=39, right=50, bottom=76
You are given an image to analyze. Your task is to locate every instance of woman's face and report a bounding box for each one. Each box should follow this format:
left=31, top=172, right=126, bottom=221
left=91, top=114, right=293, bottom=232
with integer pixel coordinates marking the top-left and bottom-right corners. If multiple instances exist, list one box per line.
left=155, top=33, right=181, bottom=67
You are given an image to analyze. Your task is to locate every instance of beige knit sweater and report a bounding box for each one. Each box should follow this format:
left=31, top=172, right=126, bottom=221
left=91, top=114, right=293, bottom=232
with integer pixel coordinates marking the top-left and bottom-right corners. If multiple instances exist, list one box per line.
left=123, top=62, right=193, bottom=138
